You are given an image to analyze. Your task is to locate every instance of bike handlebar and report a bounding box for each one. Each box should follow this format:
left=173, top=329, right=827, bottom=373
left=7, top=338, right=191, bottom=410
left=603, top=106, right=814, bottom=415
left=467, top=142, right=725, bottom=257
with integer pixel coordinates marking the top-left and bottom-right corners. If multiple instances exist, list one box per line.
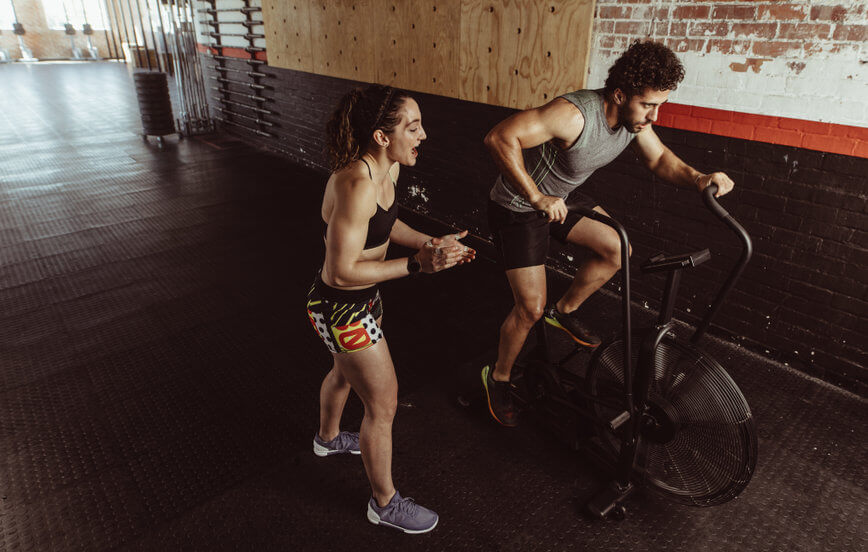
left=692, top=184, right=753, bottom=343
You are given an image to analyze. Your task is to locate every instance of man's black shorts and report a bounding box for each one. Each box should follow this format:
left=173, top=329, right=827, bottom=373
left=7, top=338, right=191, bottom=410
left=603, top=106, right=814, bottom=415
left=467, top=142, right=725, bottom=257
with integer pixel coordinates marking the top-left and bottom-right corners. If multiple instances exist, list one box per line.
left=488, top=193, right=598, bottom=270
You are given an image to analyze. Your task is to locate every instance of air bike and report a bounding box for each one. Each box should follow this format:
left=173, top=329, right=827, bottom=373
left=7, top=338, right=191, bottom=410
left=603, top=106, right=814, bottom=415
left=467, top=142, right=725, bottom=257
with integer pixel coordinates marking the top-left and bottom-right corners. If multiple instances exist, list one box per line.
left=461, top=183, right=757, bottom=519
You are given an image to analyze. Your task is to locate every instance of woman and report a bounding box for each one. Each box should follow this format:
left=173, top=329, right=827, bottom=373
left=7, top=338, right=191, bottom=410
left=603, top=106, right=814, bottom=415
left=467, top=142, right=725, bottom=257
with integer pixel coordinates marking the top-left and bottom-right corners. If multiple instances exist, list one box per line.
left=306, top=84, right=475, bottom=533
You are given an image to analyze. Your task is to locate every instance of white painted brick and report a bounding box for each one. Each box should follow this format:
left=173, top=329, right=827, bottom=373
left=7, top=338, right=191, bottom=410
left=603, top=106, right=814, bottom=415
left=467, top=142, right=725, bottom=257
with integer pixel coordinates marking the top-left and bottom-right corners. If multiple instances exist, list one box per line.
left=669, top=85, right=718, bottom=106
left=717, top=71, right=749, bottom=93
left=821, top=99, right=868, bottom=125
left=689, top=61, right=724, bottom=88
left=759, top=94, right=830, bottom=119
left=714, top=88, right=742, bottom=108
left=802, top=59, right=852, bottom=84
left=581, top=1, right=867, bottom=125
left=784, top=76, right=833, bottom=98
left=749, top=74, right=789, bottom=95
left=679, top=63, right=700, bottom=87
left=727, top=91, right=765, bottom=112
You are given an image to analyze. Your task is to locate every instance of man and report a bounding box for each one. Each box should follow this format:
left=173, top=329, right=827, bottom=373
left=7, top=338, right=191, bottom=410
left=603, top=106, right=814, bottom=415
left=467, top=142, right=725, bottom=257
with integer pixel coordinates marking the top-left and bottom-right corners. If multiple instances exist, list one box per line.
left=481, top=40, right=735, bottom=427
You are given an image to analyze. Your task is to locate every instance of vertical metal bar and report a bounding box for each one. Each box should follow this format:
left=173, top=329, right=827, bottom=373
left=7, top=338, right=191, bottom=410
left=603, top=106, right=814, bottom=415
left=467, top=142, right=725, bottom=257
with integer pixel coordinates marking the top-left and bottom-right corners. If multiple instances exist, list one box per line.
left=168, top=0, right=184, bottom=118
left=113, top=0, right=131, bottom=63
left=105, top=0, right=122, bottom=60
left=153, top=0, right=169, bottom=72
left=179, top=0, right=190, bottom=128
left=130, top=0, right=152, bottom=70
left=108, top=0, right=125, bottom=61
left=119, top=0, right=143, bottom=67
left=657, top=271, right=682, bottom=326
left=181, top=0, right=193, bottom=118
left=141, top=0, right=163, bottom=72
left=191, top=1, right=202, bottom=120
left=97, top=0, right=118, bottom=59
left=183, top=0, right=197, bottom=127
left=160, top=0, right=213, bottom=136
left=107, top=0, right=121, bottom=60
left=113, top=0, right=132, bottom=63
left=124, top=0, right=144, bottom=67
left=186, top=0, right=209, bottom=126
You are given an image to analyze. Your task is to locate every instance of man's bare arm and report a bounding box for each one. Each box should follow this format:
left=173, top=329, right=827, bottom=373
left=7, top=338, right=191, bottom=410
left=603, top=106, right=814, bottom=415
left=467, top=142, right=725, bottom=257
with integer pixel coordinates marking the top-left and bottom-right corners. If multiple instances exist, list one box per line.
left=632, top=125, right=734, bottom=197
left=484, top=98, right=586, bottom=221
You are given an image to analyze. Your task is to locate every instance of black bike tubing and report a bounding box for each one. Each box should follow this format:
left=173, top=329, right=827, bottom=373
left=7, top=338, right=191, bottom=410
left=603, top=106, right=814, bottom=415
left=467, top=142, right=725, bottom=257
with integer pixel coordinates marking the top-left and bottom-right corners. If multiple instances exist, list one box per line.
left=538, top=314, right=553, bottom=365
left=566, top=203, right=634, bottom=414
left=691, top=184, right=753, bottom=343
left=613, top=324, right=672, bottom=488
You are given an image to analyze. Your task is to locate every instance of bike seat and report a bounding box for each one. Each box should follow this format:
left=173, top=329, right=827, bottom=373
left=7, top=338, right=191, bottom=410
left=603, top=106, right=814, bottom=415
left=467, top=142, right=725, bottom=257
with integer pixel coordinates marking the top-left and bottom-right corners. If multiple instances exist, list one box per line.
left=641, top=249, right=711, bottom=273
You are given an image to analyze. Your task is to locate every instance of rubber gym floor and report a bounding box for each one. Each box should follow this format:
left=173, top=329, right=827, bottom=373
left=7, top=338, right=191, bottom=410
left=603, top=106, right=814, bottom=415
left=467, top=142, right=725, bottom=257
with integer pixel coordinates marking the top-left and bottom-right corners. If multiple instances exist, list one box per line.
left=0, top=63, right=865, bottom=552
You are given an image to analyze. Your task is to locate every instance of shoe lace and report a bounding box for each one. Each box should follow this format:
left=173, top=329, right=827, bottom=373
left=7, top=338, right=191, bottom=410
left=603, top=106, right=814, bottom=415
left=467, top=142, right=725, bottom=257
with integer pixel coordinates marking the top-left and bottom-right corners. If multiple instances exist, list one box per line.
left=394, top=496, right=419, bottom=516
left=337, top=431, right=359, bottom=449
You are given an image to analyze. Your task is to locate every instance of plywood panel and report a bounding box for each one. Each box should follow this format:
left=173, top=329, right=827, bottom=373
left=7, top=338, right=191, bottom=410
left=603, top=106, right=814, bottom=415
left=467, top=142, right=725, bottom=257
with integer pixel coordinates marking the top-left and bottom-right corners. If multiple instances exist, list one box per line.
left=263, top=0, right=595, bottom=110
left=460, top=0, right=595, bottom=109
left=375, top=3, right=412, bottom=89
left=376, top=1, right=460, bottom=98
left=306, top=0, right=375, bottom=81
left=538, top=0, right=596, bottom=105
left=459, top=1, right=507, bottom=106
left=262, top=0, right=313, bottom=72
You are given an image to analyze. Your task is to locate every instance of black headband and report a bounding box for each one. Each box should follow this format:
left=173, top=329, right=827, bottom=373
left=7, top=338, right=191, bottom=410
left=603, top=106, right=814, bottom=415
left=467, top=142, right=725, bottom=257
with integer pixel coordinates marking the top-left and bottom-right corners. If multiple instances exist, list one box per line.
left=373, top=88, right=395, bottom=130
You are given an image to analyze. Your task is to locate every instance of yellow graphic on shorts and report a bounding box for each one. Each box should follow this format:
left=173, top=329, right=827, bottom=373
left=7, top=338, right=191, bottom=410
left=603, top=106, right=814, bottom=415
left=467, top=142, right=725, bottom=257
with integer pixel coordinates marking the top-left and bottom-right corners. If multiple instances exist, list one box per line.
left=331, top=319, right=374, bottom=352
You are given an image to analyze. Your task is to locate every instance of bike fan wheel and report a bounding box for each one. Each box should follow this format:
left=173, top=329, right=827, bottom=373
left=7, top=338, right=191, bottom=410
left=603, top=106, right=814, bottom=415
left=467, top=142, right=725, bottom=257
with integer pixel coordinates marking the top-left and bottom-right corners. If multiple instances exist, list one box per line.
left=586, top=334, right=757, bottom=506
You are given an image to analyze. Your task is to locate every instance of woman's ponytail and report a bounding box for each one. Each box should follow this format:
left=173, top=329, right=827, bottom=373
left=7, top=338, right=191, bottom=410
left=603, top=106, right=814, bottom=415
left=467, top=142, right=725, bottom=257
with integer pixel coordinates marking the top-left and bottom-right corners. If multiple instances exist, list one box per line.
left=325, top=89, right=363, bottom=171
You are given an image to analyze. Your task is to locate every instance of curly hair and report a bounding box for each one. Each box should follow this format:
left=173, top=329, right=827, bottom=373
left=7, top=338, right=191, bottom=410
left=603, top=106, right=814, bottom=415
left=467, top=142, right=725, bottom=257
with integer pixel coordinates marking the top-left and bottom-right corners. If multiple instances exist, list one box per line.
left=604, top=40, right=685, bottom=97
left=325, top=84, right=411, bottom=171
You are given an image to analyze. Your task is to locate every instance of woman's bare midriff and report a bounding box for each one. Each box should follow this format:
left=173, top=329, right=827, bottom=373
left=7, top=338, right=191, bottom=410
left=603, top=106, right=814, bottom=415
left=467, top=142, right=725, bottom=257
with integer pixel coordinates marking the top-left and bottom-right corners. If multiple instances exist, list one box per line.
left=319, top=238, right=388, bottom=290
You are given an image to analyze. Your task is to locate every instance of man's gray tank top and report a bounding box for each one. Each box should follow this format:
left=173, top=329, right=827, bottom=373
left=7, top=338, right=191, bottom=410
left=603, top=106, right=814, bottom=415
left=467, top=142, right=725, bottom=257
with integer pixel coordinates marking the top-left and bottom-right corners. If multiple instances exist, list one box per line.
left=489, top=89, right=635, bottom=212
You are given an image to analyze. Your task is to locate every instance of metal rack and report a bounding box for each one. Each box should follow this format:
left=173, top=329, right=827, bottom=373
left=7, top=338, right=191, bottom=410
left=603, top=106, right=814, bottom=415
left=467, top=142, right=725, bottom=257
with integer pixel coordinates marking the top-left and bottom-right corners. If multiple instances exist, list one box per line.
left=100, top=0, right=214, bottom=137
left=199, top=0, right=273, bottom=138
left=169, top=0, right=214, bottom=136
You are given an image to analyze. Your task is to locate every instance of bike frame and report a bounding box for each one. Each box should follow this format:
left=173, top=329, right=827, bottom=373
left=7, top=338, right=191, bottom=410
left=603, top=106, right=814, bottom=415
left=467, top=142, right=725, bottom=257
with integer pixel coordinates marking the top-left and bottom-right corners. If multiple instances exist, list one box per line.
left=527, top=185, right=753, bottom=515
left=534, top=206, right=635, bottom=416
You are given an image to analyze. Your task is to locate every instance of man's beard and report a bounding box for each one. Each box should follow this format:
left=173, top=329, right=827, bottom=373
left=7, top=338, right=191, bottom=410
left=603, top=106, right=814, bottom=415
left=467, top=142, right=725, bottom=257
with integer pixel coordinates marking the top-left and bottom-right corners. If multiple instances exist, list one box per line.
left=617, top=103, right=644, bottom=134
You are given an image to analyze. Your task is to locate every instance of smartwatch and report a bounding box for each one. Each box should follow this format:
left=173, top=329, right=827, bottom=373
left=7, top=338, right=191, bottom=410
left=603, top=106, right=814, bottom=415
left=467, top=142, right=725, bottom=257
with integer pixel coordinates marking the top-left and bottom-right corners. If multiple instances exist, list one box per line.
left=407, top=254, right=421, bottom=275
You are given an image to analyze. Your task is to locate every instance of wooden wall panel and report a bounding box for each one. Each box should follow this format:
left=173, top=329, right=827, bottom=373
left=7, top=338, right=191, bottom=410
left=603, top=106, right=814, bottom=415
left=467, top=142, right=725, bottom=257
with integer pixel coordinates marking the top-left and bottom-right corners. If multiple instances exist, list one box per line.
left=460, top=0, right=595, bottom=108
left=539, top=0, right=596, bottom=104
left=262, top=0, right=595, bottom=109
left=308, top=0, right=375, bottom=80
left=263, top=1, right=313, bottom=72
left=376, top=3, right=413, bottom=89
left=375, top=1, right=460, bottom=98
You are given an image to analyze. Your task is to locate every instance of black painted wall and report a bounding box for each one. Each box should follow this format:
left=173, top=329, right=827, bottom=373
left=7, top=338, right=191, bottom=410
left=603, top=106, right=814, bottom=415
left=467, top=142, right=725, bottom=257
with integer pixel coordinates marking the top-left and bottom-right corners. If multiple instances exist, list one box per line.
left=203, top=56, right=867, bottom=395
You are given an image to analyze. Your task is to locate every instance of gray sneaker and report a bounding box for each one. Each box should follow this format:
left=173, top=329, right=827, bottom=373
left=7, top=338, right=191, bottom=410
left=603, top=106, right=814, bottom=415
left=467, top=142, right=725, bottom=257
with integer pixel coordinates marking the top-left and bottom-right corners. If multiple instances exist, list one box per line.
left=366, top=491, right=439, bottom=534
left=313, top=431, right=361, bottom=457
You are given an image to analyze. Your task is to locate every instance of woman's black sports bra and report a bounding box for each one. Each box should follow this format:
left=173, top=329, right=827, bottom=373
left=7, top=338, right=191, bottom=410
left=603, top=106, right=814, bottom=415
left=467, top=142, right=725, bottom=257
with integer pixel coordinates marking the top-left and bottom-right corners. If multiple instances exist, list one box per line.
left=323, top=159, right=399, bottom=249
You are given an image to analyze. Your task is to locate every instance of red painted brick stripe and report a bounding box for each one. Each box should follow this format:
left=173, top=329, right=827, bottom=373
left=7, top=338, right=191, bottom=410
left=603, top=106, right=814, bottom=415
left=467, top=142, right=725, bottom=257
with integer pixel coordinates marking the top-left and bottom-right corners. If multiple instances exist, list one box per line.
left=657, top=103, right=868, bottom=159
left=196, top=43, right=267, bottom=62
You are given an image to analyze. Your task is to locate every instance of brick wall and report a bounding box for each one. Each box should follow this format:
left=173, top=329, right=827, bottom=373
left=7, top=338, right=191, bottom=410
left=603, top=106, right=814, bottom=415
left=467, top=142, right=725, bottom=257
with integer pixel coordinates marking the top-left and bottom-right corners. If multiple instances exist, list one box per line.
left=588, top=0, right=867, bottom=155
left=203, top=57, right=867, bottom=395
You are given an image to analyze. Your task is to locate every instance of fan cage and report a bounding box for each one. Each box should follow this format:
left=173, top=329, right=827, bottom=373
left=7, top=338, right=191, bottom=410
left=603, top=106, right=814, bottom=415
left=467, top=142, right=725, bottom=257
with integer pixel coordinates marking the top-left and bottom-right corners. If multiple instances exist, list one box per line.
left=586, top=334, right=758, bottom=506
